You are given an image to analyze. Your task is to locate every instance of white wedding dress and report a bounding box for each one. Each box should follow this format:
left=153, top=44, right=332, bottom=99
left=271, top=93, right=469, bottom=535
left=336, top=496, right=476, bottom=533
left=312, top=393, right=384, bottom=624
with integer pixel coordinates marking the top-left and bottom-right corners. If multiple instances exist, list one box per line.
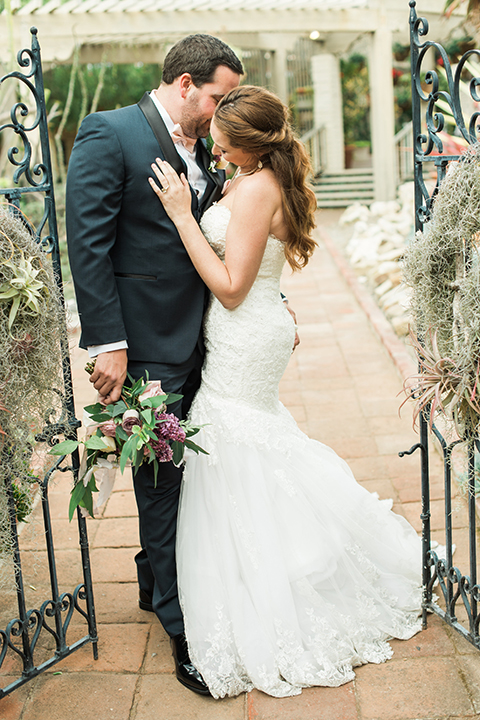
left=177, top=203, right=422, bottom=699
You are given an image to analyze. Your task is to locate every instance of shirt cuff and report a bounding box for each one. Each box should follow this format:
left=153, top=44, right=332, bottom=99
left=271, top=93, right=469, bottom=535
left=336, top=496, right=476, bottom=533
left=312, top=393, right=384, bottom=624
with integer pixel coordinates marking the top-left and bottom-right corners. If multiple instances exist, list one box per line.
left=87, top=341, right=128, bottom=358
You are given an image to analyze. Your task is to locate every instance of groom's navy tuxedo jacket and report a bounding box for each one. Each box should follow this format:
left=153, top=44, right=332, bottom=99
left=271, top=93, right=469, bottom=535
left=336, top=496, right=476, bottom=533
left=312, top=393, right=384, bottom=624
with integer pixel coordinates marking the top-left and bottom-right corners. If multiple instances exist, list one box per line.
left=66, top=99, right=224, bottom=365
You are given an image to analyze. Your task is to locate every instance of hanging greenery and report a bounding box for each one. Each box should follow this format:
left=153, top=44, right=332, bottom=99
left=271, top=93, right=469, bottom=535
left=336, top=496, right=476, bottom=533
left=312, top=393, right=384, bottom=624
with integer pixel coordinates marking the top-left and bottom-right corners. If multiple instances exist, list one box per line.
left=0, top=204, right=67, bottom=586
left=403, top=143, right=480, bottom=436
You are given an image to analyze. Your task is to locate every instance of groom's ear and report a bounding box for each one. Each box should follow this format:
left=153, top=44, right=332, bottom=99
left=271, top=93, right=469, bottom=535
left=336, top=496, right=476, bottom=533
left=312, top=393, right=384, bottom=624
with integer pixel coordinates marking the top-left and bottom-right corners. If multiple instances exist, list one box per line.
left=178, top=73, right=194, bottom=99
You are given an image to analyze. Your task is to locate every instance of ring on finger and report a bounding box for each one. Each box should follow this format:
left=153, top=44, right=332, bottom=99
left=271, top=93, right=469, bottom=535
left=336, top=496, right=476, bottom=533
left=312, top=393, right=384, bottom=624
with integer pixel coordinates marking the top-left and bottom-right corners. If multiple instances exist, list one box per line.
left=160, top=183, right=170, bottom=194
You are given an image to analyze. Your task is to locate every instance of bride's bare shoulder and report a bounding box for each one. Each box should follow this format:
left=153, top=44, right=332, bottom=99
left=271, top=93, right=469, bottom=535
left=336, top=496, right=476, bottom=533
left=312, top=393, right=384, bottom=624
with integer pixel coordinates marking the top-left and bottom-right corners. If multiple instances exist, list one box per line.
left=234, top=168, right=282, bottom=205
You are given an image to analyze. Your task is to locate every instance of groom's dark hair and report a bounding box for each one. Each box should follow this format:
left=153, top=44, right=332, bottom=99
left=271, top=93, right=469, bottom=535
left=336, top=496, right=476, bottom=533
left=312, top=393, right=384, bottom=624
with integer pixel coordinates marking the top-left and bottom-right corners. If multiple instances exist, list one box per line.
left=162, top=34, right=243, bottom=87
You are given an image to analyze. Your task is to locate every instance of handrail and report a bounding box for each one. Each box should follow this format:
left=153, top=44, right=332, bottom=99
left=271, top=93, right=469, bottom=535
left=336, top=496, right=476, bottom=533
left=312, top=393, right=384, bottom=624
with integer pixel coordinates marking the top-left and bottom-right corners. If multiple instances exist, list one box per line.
left=393, top=120, right=413, bottom=144
left=300, top=124, right=325, bottom=177
left=393, top=120, right=413, bottom=187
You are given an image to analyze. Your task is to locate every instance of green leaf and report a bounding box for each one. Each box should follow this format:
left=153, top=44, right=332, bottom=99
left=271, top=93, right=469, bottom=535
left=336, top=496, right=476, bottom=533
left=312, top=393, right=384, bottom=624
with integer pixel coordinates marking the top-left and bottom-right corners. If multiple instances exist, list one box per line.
left=185, top=439, right=209, bottom=455
left=120, top=434, right=137, bottom=473
left=88, top=474, right=99, bottom=493
left=85, top=435, right=112, bottom=451
left=69, top=481, right=87, bottom=521
left=111, top=401, right=128, bottom=417
left=134, top=447, right=143, bottom=474
left=141, top=395, right=169, bottom=409
left=0, top=287, right=18, bottom=299
left=153, top=459, right=159, bottom=487
left=141, top=408, right=154, bottom=425
left=49, top=439, right=80, bottom=456
left=128, top=377, right=144, bottom=396
left=116, top=425, right=129, bottom=442
left=164, top=393, right=183, bottom=406
left=84, top=402, right=106, bottom=414
left=172, top=441, right=184, bottom=466
left=88, top=413, right=111, bottom=423
left=79, top=487, right=94, bottom=518
left=144, top=427, right=158, bottom=442
left=8, top=294, right=21, bottom=330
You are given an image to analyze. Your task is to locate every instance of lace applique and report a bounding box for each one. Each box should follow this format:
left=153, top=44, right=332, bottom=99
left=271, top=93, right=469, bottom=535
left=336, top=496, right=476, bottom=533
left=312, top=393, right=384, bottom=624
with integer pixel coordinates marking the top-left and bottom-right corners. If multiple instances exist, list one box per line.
left=346, top=542, right=381, bottom=582
left=228, top=493, right=260, bottom=570
left=274, top=468, right=297, bottom=497
left=176, top=204, right=423, bottom=699
left=183, top=601, right=254, bottom=699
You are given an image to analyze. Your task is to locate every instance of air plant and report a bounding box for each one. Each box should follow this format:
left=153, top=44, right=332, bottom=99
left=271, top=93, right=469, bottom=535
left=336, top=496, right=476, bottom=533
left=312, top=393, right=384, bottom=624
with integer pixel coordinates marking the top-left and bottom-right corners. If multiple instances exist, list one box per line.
left=401, top=328, right=480, bottom=437
left=0, top=250, right=47, bottom=331
left=0, top=205, right=66, bottom=590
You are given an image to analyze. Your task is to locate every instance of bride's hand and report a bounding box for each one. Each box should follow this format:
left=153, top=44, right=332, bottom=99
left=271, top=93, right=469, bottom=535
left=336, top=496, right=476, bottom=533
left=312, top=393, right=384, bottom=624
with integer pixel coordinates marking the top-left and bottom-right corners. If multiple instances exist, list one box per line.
left=149, top=159, right=192, bottom=222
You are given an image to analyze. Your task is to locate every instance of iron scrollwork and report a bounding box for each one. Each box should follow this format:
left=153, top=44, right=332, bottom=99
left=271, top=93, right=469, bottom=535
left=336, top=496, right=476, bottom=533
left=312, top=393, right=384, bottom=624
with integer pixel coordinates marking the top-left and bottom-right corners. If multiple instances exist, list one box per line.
left=0, top=28, right=98, bottom=700
left=409, top=1, right=480, bottom=651
left=410, top=0, right=480, bottom=225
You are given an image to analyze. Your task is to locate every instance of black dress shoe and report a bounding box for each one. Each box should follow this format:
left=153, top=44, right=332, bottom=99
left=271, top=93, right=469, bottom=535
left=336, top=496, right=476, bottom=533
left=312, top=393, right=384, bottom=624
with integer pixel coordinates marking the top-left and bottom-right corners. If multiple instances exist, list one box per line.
left=138, top=589, right=154, bottom=612
left=170, top=633, right=211, bottom=696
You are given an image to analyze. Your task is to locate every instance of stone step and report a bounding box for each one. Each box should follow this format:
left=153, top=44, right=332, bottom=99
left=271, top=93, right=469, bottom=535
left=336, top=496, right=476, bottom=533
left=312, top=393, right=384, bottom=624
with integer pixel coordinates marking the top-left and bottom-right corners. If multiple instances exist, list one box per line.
left=317, top=175, right=375, bottom=186
left=316, top=198, right=374, bottom=208
left=313, top=169, right=374, bottom=208
left=319, top=168, right=374, bottom=176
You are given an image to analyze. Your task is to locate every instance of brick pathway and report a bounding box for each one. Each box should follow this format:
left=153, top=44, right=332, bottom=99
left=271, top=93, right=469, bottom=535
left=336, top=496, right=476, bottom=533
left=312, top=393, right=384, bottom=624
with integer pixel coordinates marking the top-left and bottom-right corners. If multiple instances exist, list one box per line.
left=1, top=213, right=479, bottom=719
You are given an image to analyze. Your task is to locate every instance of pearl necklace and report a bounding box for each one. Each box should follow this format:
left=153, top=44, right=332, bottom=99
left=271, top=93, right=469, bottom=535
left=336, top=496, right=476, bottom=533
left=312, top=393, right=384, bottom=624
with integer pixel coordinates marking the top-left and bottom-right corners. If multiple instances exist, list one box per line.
left=232, top=160, right=263, bottom=182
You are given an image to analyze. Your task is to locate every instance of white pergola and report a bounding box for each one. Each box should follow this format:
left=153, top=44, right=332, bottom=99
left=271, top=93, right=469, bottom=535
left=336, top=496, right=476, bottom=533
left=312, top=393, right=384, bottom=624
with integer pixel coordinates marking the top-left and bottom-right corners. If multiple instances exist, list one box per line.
left=0, top=0, right=465, bottom=200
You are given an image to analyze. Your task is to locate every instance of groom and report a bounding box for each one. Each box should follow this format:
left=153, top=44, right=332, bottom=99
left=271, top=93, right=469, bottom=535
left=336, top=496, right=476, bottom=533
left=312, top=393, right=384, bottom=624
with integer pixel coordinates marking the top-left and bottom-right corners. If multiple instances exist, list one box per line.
left=66, top=34, right=243, bottom=696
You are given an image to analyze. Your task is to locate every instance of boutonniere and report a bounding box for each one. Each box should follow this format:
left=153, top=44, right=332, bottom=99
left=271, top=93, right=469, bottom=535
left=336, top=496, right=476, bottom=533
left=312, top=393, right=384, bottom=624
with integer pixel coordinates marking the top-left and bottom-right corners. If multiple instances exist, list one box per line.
left=206, top=134, right=229, bottom=173
left=208, top=154, right=229, bottom=174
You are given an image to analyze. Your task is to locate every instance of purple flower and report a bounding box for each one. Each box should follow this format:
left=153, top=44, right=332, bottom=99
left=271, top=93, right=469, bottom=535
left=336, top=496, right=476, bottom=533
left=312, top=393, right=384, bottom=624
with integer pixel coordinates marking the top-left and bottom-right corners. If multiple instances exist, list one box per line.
left=154, top=412, right=186, bottom=443
left=150, top=438, right=173, bottom=463
left=98, top=419, right=117, bottom=437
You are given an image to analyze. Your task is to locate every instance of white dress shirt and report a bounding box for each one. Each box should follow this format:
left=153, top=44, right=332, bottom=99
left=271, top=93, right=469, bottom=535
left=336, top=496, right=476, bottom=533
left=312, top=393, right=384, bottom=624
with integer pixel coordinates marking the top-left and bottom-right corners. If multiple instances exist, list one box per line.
left=88, top=93, right=207, bottom=358
left=149, top=91, right=208, bottom=199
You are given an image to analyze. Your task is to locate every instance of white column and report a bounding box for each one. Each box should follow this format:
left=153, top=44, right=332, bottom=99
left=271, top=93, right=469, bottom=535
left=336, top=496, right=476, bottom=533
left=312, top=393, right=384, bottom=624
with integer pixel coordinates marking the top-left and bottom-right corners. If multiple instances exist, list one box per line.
left=368, top=25, right=396, bottom=201
left=311, top=53, right=344, bottom=173
left=272, top=47, right=288, bottom=105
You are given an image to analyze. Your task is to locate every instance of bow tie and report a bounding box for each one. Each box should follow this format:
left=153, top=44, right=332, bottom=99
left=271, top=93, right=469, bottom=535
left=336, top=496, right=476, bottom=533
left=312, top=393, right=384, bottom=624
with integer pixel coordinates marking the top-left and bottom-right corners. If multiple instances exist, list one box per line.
left=171, top=124, right=197, bottom=154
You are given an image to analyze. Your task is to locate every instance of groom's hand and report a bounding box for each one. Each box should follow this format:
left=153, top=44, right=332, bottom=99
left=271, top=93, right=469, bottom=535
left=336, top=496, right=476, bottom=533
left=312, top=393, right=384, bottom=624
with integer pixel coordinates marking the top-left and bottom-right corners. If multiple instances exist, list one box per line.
left=285, top=304, right=300, bottom=350
left=89, top=349, right=128, bottom=404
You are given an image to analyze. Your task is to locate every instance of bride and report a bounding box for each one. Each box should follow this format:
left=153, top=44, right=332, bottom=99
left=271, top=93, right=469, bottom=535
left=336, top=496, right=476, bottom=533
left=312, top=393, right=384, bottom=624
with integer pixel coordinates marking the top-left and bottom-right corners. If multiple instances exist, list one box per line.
left=149, top=85, right=422, bottom=699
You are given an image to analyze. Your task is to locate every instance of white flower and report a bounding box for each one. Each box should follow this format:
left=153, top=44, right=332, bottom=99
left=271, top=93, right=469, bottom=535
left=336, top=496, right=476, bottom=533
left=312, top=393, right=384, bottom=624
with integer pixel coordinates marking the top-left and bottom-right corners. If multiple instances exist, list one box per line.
left=209, top=156, right=230, bottom=173
left=122, top=409, right=140, bottom=421
left=100, top=435, right=116, bottom=453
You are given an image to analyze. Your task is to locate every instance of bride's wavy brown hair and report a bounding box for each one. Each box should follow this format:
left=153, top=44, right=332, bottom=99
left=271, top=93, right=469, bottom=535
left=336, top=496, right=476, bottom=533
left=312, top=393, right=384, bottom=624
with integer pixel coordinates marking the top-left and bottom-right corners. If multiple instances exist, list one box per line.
left=214, top=85, right=317, bottom=270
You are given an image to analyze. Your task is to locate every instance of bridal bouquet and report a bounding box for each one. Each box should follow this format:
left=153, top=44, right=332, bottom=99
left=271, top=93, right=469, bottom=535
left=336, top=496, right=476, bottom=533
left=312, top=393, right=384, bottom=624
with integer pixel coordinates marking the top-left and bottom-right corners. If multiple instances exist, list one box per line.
left=50, top=373, right=207, bottom=520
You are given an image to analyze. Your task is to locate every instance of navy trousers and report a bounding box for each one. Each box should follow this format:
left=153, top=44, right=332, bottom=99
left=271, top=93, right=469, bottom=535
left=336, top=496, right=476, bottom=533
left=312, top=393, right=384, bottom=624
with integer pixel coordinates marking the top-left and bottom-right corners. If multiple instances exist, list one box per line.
left=128, top=345, right=203, bottom=637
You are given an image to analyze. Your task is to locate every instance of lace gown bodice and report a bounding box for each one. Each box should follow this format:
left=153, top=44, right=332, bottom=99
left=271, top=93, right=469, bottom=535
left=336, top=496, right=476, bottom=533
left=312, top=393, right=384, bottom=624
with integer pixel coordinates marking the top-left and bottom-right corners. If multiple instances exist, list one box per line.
left=198, top=203, right=295, bottom=413
left=177, top=204, right=422, bottom=699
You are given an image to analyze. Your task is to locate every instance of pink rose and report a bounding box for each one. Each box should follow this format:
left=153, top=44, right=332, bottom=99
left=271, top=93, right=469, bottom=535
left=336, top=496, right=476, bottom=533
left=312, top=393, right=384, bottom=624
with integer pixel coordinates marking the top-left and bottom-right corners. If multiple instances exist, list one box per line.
left=139, top=380, right=165, bottom=404
left=122, top=409, right=141, bottom=435
left=98, top=419, right=117, bottom=437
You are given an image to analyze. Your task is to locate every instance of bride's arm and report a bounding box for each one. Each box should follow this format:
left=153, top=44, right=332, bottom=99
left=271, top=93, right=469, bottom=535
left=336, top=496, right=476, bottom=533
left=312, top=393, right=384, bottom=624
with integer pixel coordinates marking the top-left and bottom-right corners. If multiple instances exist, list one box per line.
left=149, top=159, right=278, bottom=309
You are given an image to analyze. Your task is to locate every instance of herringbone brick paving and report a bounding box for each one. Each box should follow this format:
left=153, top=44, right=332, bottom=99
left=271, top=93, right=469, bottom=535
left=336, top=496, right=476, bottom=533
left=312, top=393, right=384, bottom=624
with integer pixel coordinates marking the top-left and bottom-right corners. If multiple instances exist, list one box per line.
left=1, top=211, right=479, bottom=720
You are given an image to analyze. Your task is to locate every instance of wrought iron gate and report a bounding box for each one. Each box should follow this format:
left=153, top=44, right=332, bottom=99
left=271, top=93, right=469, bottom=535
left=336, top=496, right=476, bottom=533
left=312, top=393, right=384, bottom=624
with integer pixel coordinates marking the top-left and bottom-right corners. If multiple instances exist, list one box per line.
left=0, top=28, right=97, bottom=699
left=407, top=0, right=480, bottom=648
